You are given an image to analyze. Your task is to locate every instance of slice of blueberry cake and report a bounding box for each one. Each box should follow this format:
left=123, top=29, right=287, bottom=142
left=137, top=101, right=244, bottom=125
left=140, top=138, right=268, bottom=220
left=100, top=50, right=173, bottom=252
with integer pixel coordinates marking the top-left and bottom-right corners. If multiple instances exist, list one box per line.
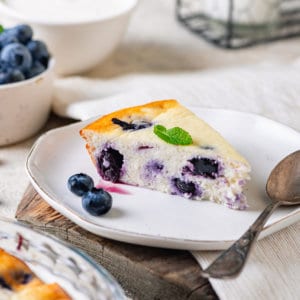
left=80, top=100, right=251, bottom=210
left=0, top=248, right=70, bottom=300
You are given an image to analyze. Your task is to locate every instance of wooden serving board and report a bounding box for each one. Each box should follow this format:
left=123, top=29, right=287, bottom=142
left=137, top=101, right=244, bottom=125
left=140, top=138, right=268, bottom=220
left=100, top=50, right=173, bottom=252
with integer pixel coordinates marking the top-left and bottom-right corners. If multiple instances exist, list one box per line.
left=16, top=185, right=218, bottom=300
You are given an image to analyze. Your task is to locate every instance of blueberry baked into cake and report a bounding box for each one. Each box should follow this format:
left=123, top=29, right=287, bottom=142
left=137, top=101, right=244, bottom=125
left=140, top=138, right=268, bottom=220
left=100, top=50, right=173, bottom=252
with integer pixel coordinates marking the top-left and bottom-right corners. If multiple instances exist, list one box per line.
left=80, top=100, right=251, bottom=210
left=0, top=248, right=70, bottom=300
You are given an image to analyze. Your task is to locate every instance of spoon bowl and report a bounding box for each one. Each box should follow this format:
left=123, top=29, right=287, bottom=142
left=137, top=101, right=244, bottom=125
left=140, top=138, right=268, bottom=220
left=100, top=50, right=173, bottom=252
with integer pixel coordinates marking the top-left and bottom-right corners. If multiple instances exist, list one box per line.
left=200, top=150, right=300, bottom=279
left=266, top=150, right=300, bottom=204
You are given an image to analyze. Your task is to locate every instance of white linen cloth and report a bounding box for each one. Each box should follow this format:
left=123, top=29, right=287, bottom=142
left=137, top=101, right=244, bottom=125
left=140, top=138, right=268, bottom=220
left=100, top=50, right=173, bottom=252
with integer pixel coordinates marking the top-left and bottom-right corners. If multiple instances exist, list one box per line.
left=1, top=1, right=300, bottom=299
left=53, top=65, right=300, bottom=131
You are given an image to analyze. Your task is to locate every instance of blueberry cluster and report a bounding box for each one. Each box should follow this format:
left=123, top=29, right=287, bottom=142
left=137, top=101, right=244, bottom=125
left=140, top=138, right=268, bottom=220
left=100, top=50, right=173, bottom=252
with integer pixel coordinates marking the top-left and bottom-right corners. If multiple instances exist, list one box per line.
left=0, top=24, right=50, bottom=85
left=68, top=173, right=112, bottom=216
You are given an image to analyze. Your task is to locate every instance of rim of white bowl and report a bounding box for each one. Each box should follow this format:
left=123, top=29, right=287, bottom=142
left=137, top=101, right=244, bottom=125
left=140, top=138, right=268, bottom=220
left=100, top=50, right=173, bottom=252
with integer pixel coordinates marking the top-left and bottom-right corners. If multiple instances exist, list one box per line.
left=0, top=0, right=138, bottom=26
left=0, top=58, right=55, bottom=89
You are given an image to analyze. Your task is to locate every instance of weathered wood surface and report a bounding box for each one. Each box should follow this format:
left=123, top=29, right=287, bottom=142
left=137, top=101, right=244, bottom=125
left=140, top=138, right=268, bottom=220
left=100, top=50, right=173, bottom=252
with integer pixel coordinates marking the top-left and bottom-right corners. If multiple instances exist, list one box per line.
left=16, top=185, right=218, bottom=300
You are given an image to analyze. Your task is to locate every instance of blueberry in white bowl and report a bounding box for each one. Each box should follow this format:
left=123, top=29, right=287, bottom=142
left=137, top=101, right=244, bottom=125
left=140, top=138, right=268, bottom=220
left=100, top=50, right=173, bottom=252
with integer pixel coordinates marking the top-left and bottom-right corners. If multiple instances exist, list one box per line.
left=10, top=23, right=33, bottom=43
left=0, top=23, right=54, bottom=146
left=0, top=29, right=18, bottom=47
left=0, top=42, right=32, bottom=72
left=0, top=24, right=51, bottom=84
left=0, top=61, right=24, bottom=84
left=27, top=40, right=50, bottom=68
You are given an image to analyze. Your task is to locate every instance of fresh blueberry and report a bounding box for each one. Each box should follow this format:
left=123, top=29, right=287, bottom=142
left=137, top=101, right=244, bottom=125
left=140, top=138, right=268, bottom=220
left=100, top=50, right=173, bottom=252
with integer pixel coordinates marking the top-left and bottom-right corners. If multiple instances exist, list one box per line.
left=0, top=59, right=10, bottom=71
left=9, top=69, right=25, bottom=82
left=26, top=40, right=50, bottom=67
left=0, top=72, right=10, bottom=84
left=98, top=147, right=124, bottom=182
left=25, top=60, right=45, bottom=79
left=0, top=31, right=18, bottom=49
left=0, top=58, right=25, bottom=84
left=82, top=188, right=112, bottom=216
left=0, top=69, right=24, bottom=84
left=112, top=118, right=152, bottom=131
left=189, top=157, right=219, bottom=179
left=0, top=43, right=32, bottom=72
left=10, top=24, right=33, bottom=44
left=0, top=61, right=11, bottom=84
left=68, top=173, right=94, bottom=197
left=172, top=178, right=196, bottom=195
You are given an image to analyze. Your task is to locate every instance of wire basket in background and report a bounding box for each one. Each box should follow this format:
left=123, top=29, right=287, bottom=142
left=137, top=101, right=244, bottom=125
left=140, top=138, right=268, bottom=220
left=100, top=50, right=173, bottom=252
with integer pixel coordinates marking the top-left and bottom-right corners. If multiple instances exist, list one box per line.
left=176, top=0, right=300, bottom=48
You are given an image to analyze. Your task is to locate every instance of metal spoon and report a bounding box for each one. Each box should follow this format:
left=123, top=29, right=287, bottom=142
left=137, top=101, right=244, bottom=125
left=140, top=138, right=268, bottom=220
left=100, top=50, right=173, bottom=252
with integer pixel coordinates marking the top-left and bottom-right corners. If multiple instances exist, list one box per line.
left=200, top=150, right=300, bottom=279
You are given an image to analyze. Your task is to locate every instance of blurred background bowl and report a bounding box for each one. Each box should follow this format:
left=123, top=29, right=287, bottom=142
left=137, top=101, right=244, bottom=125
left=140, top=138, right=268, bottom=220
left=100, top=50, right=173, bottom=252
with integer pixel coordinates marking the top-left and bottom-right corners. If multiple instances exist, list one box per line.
left=0, top=0, right=137, bottom=76
left=0, top=59, right=54, bottom=146
left=0, top=216, right=126, bottom=299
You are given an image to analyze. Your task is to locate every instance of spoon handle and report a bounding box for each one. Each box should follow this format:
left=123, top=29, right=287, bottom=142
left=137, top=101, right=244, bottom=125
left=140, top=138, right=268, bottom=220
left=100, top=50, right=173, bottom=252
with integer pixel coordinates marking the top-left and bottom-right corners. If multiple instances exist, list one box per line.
left=200, top=201, right=280, bottom=279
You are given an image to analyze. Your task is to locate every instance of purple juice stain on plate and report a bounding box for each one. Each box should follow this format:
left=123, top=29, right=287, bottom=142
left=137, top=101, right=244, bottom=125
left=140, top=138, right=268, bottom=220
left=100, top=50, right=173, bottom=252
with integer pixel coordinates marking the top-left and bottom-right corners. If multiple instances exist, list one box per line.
left=96, top=180, right=131, bottom=195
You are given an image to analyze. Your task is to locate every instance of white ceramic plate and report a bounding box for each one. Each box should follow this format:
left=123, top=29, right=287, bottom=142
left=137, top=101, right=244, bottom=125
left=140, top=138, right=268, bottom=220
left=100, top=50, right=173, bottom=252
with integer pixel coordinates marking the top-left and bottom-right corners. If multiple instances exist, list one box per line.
left=26, top=108, right=300, bottom=250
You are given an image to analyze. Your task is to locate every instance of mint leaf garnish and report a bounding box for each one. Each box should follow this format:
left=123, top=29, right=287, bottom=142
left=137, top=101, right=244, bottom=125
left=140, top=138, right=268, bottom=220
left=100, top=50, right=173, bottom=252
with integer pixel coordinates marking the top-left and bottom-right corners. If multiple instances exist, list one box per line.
left=153, top=125, right=172, bottom=144
left=0, top=25, right=4, bottom=34
left=168, top=127, right=193, bottom=145
left=154, top=125, right=193, bottom=145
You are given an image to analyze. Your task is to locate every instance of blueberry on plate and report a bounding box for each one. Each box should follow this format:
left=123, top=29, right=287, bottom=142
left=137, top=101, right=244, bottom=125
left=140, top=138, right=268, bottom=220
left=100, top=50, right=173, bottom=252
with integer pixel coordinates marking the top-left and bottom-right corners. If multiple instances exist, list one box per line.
left=26, top=40, right=50, bottom=67
left=82, top=188, right=112, bottom=216
left=67, top=173, right=94, bottom=197
left=0, top=43, right=32, bottom=72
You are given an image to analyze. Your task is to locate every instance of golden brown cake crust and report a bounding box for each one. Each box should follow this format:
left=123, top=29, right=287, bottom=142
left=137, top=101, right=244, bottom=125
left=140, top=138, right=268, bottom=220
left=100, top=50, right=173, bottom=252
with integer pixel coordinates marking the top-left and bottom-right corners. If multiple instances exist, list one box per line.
left=80, top=98, right=250, bottom=165
left=0, top=248, right=71, bottom=300
left=80, top=99, right=178, bottom=134
left=15, top=283, right=71, bottom=300
left=0, top=248, right=42, bottom=292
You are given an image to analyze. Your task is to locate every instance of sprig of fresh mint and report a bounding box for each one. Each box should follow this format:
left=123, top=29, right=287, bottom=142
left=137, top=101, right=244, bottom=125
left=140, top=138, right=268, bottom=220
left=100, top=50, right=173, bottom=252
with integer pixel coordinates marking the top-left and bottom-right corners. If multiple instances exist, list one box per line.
left=0, top=25, right=4, bottom=34
left=153, top=125, right=193, bottom=145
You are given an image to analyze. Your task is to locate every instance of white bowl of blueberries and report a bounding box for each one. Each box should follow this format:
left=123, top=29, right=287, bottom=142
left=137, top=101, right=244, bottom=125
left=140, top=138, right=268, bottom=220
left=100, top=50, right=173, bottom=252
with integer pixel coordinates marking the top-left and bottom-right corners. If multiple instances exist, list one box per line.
left=0, top=24, right=53, bottom=146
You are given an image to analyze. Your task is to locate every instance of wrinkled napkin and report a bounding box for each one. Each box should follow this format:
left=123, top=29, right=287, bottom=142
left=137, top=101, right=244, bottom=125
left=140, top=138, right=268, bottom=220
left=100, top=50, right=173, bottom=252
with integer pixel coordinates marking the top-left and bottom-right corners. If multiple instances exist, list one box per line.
left=53, top=65, right=300, bottom=132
